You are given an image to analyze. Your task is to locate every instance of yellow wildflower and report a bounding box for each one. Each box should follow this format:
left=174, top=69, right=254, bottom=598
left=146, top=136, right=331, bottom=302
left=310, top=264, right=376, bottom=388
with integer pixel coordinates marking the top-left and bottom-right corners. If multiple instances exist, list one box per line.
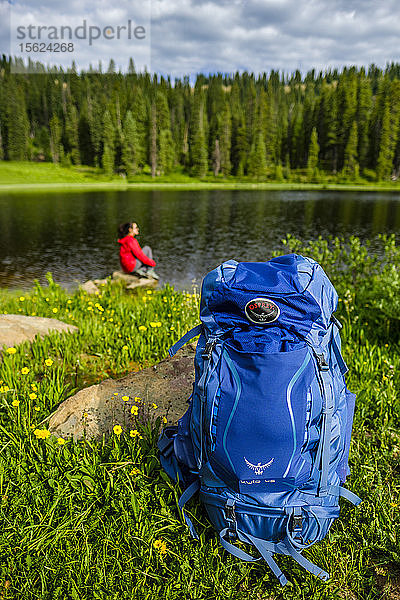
left=44, top=358, right=53, bottom=367
left=130, top=429, right=140, bottom=437
left=152, top=403, right=158, bottom=409
left=19, top=296, right=25, bottom=302
left=67, top=299, right=72, bottom=304
left=122, top=345, right=129, bottom=351
left=113, top=392, right=119, bottom=396
left=57, top=438, right=66, bottom=445
left=163, top=417, right=168, bottom=424
left=130, top=467, right=141, bottom=475
left=34, top=406, right=40, bottom=411
left=131, top=405, right=139, bottom=416
left=31, top=384, right=37, bottom=391
left=0, top=386, right=10, bottom=393
left=147, top=290, right=153, bottom=295
left=150, top=322, right=158, bottom=328
left=138, top=325, right=147, bottom=332
left=52, top=308, right=58, bottom=313
left=134, top=397, right=141, bottom=403
left=34, top=429, right=51, bottom=439
left=83, top=412, right=89, bottom=418
left=6, top=347, right=16, bottom=355
left=122, top=395, right=130, bottom=402
left=113, top=425, right=122, bottom=436
left=21, top=367, right=29, bottom=375
left=29, top=393, right=37, bottom=400
left=12, top=399, right=20, bottom=408
left=153, top=539, right=167, bottom=554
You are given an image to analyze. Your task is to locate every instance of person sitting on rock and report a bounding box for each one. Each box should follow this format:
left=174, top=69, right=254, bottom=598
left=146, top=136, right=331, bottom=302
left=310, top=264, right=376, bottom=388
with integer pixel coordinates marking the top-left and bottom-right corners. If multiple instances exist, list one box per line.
left=117, top=222, right=159, bottom=280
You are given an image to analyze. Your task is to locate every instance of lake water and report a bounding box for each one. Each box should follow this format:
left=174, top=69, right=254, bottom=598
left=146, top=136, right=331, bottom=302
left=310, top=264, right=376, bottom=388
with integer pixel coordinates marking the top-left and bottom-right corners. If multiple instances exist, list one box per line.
left=0, top=189, right=399, bottom=290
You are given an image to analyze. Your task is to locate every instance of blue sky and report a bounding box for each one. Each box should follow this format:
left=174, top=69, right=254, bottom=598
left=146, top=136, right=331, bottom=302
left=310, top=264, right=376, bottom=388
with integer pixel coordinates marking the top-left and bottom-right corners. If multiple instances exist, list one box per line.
left=1, top=0, right=400, bottom=76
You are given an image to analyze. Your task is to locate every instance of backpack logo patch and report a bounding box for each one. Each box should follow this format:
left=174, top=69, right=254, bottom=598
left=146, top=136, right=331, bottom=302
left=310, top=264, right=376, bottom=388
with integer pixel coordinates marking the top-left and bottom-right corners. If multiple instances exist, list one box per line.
left=244, top=298, right=280, bottom=324
left=244, top=457, right=274, bottom=476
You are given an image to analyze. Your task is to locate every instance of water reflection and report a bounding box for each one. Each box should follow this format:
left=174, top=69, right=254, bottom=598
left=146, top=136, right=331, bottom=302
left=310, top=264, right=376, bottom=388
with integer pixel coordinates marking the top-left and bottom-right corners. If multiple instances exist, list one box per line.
left=0, top=189, right=399, bottom=290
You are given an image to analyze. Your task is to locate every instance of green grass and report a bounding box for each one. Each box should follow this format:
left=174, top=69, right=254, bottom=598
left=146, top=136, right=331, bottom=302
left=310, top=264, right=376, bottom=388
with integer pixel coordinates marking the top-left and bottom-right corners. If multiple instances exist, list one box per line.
left=1, top=161, right=400, bottom=194
left=0, top=237, right=399, bottom=599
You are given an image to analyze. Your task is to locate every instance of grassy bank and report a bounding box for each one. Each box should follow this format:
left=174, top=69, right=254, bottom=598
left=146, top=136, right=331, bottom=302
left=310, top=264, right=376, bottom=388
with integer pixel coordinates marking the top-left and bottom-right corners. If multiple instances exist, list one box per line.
left=0, top=237, right=399, bottom=599
left=1, top=162, right=400, bottom=194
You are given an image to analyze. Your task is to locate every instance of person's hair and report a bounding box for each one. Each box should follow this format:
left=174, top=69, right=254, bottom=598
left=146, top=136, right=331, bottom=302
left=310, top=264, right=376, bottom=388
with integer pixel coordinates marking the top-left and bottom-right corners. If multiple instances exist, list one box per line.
left=117, top=222, right=133, bottom=239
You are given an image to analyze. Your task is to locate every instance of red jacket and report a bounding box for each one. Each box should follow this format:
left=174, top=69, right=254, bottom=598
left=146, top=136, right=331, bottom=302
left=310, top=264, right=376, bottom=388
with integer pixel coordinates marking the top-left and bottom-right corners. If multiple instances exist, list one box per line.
left=118, top=236, right=156, bottom=273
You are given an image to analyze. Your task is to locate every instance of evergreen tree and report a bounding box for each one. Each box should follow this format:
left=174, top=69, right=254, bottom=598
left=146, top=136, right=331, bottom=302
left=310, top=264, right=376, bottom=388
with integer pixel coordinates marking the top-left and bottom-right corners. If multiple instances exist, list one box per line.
left=219, top=102, right=231, bottom=176
left=78, top=112, right=94, bottom=166
left=357, top=72, right=372, bottom=170
left=307, top=127, right=320, bottom=179
left=65, top=102, right=80, bottom=165
left=130, top=87, right=147, bottom=168
left=342, top=121, right=359, bottom=178
left=247, top=131, right=267, bottom=179
left=87, top=96, right=103, bottom=166
left=376, top=81, right=400, bottom=180
left=212, top=138, right=221, bottom=176
left=158, top=129, right=175, bottom=175
left=7, top=84, right=29, bottom=161
left=150, top=101, right=157, bottom=178
left=121, top=110, right=139, bottom=175
left=49, top=115, right=62, bottom=163
left=191, top=93, right=208, bottom=178
left=102, top=110, right=115, bottom=176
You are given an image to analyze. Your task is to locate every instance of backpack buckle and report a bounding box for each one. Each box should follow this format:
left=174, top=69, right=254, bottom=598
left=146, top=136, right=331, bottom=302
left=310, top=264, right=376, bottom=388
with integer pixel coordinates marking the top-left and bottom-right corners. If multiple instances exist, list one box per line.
left=202, top=338, right=216, bottom=360
left=224, top=499, right=237, bottom=536
left=293, top=515, right=302, bottom=532
left=291, top=507, right=303, bottom=542
left=316, top=353, right=329, bottom=371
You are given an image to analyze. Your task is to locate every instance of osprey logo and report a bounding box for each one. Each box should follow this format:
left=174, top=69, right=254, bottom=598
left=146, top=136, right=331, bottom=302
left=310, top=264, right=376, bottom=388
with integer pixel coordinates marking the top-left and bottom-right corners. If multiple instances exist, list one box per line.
left=244, top=457, right=274, bottom=476
left=244, top=298, right=280, bottom=325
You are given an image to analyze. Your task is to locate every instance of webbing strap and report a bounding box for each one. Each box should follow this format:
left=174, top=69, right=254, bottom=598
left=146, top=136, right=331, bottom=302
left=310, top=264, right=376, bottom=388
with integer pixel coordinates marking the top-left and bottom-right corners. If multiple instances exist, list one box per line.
left=318, top=368, right=334, bottom=496
left=168, top=324, right=202, bottom=357
left=219, top=528, right=262, bottom=562
left=331, top=332, right=348, bottom=375
left=220, top=528, right=288, bottom=586
left=178, top=480, right=200, bottom=540
left=283, top=540, right=330, bottom=581
left=239, top=531, right=288, bottom=586
left=328, top=485, right=362, bottom=506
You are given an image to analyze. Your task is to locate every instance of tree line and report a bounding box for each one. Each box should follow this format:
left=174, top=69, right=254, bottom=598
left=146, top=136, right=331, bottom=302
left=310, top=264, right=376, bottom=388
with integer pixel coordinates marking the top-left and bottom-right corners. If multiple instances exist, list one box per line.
left=1, top=56, right=400, bottom=181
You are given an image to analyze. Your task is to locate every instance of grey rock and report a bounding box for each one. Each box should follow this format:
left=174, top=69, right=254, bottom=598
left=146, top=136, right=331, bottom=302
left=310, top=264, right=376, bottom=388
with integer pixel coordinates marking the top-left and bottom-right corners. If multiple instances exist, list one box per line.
left=112, top=271, right=158, bottom=289
left=0, top=314, right=78, bottom=350
left=49, top=344, right=195, bottom=440
left=80, top=280, right=99, bottom=295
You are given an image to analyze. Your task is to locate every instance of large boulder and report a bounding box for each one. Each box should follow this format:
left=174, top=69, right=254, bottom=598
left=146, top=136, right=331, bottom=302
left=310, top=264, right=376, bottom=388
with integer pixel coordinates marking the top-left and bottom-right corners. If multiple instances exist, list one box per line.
left=49, top=344, right=195, bottom=440
left=0, top=315, right=78, bottom=350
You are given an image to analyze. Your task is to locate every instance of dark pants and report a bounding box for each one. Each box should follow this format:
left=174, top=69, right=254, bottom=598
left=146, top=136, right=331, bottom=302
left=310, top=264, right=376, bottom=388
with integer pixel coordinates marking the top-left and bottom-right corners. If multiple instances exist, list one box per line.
left=132, top=246, right=153, bottom=273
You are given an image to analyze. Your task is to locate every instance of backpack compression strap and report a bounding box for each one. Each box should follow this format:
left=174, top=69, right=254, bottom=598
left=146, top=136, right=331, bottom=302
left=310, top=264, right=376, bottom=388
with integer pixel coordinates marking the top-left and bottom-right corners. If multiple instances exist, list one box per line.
left=168, top=324, right=202, bottom=357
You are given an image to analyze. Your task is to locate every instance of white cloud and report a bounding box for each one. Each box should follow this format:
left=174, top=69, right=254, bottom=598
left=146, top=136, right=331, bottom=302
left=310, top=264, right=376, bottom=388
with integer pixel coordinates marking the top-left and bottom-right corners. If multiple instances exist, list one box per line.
left=0, top=0, right=400, bottom=76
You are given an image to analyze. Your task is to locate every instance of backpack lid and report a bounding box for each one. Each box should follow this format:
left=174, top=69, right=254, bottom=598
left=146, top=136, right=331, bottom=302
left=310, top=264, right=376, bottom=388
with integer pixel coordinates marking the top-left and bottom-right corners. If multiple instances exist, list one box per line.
left=200, top=254, right=338, bottom=346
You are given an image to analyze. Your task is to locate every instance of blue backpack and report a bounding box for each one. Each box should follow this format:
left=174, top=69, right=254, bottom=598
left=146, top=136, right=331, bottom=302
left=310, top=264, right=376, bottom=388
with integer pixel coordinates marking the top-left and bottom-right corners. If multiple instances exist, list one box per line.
left=158, top=254, right=361, bottom=585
